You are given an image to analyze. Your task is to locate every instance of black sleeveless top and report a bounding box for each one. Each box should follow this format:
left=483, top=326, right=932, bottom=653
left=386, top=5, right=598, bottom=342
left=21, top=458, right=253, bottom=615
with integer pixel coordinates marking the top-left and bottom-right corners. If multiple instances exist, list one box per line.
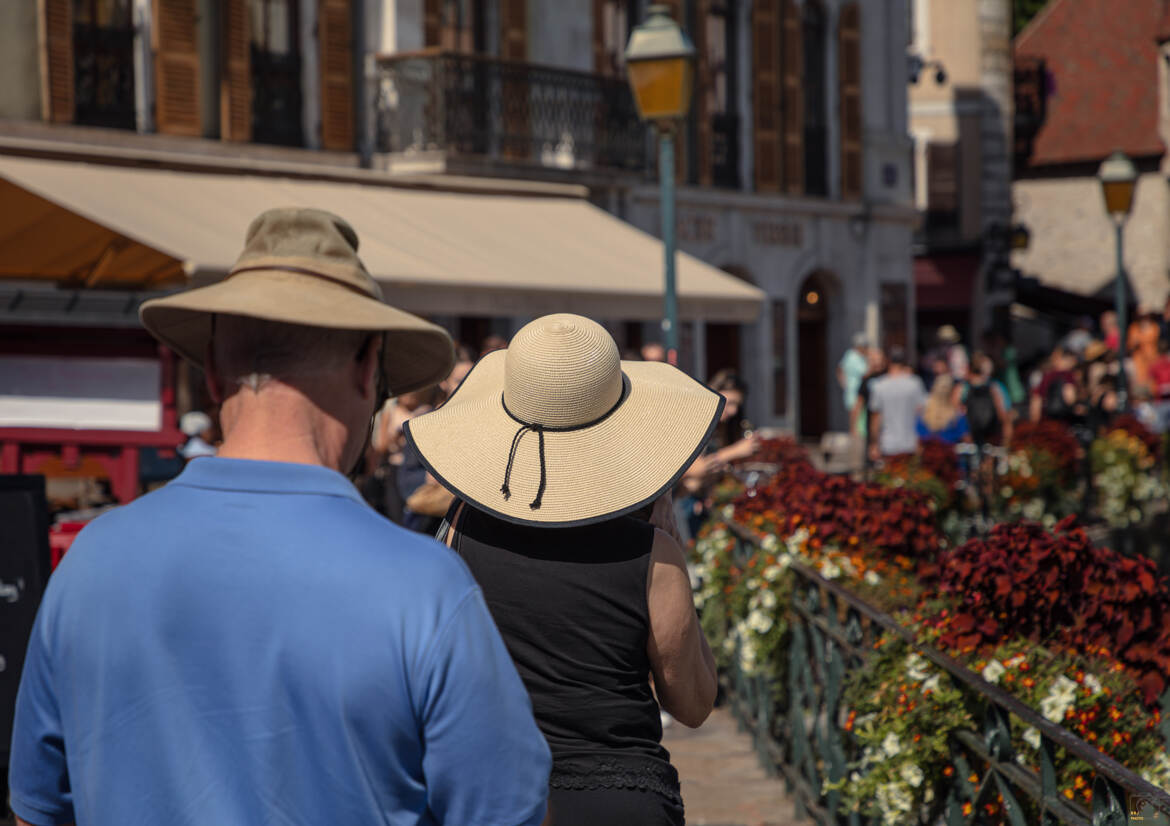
left=451, top=504, right=681, bottom=803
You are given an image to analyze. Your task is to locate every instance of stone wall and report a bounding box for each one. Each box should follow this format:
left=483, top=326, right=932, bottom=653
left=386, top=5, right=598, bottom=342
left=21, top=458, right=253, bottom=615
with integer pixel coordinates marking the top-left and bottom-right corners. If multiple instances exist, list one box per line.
left=1012, top=172, right=1170, bottom=307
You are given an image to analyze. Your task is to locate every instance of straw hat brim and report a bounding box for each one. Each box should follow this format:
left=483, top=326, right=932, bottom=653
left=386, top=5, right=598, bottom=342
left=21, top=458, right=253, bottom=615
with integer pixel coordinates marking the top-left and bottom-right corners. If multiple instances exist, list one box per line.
left=403, top=351, right=724, bottom=527
left=140, top=269, right=454, bottom=395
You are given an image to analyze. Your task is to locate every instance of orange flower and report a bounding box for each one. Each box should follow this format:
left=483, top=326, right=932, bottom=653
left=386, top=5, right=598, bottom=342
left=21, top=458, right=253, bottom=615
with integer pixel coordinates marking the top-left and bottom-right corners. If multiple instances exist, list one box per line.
left=943, top=766, right=955, bottom=778
left=962, top=802, right=973, bottom=816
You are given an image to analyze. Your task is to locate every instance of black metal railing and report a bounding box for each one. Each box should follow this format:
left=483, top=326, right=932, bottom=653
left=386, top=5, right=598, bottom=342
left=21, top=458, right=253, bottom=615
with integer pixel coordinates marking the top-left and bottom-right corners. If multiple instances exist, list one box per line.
left=374, top=50, right=648, bottom=173
left=719, top=520, right=1170, bottom=825
left=73, top=23, right=136, bottom=130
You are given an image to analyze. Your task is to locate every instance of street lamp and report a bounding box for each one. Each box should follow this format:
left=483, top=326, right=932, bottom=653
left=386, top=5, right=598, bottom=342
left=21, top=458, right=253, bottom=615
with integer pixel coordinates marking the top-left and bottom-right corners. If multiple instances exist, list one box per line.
left=626, top=4, right=695, bottom=366
left=1098, top=150, right=1138, bottom=404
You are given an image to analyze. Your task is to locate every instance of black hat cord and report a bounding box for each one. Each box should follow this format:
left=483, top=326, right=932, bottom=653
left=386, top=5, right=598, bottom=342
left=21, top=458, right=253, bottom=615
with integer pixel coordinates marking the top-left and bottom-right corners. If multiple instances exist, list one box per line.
left=499, top=385, right=628, bottom=511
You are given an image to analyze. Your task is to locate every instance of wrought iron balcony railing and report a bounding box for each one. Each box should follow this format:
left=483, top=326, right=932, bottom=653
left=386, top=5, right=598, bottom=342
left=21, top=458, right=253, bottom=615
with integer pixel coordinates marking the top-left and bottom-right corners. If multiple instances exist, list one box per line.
left=719, top=519, right=1170, bottom=826
left=374, top=50, right=648, bottom=174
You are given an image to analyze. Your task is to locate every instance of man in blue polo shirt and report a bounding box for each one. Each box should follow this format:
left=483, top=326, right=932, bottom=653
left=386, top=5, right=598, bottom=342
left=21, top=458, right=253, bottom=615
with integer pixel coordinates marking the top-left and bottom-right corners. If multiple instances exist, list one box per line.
left=9, top=208, right=551, bottom=826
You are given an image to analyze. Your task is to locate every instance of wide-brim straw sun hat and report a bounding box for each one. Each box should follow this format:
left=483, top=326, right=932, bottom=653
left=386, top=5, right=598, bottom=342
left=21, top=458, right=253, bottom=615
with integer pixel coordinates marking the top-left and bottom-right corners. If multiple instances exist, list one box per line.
left=404, top=313, right=724, bottom=527
left=139, top=207, right=454, bottom=395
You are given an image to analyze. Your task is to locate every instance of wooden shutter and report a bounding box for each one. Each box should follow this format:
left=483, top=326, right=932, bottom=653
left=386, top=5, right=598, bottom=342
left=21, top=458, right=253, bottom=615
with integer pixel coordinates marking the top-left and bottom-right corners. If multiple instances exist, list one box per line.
left=694, top=0, right=712, bottom=186
left=424, top=0, right=442, bottom=46
left=153, top=0, right=201, bottom=136
left=838, top=3, right=862, bottom=200
left=751, top=0, right=781, bottom=191
left=319, top=0, right=354, bottom=150
left=40, top=0, right=74, bottom=123
left=500, top=0, right=527, bottom=60
left=780, top=0, right=803, bottom=195
left=220, top=0, right=250, bottom=142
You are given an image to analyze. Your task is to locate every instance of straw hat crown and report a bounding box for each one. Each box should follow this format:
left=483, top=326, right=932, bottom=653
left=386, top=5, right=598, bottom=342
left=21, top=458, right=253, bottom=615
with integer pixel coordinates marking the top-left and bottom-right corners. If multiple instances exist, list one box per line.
left=504, top=315, right=623, bottom=428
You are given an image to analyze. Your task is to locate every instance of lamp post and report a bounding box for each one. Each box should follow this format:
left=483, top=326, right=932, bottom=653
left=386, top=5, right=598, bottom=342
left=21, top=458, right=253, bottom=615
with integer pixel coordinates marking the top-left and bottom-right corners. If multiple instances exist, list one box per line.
left=625, top=5, right=695, bottom=366
left=1098, top=150, right=1138, bottom=406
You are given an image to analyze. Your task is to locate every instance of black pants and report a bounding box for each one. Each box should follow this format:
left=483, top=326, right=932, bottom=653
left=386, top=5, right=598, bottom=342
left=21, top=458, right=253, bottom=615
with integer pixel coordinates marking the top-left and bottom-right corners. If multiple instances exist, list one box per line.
left=548, top=787, right=685, bottom=826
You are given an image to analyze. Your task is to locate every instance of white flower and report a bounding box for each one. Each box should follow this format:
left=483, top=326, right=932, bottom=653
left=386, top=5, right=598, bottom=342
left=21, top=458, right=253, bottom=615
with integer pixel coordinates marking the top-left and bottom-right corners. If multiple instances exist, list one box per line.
left=820, top=559, right=842, bottom=580
left=864, top=570, right=881, bottom=586
left=1051, top=675, right=1078, bottom=703
left=1023, top=727, right=1042, bottom=751
left=761, top=533, right=780, bottom=551
left=905, top=653, right=930, bottom=682
left=881, top=732, right=902, bottom=758
left=1084, top=673, right=1103, bottom=696
left=760, top=589, right=778, bottom=610
left=746, top=609, right=774, bottom=635
left=982, top=660, right=1006, bottom=684
left=1040, top=694, right=1071, bottom=724
left=900, top=764, right=925, bottom=788
left=922, top=674, right=941, bottom=694
left=721, top=504, right=735, bottom=521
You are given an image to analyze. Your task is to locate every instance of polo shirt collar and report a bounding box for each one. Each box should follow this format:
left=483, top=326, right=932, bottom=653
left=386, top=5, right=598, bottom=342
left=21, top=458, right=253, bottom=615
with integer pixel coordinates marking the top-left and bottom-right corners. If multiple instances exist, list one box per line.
left=172, top=457, right=366, bottom=505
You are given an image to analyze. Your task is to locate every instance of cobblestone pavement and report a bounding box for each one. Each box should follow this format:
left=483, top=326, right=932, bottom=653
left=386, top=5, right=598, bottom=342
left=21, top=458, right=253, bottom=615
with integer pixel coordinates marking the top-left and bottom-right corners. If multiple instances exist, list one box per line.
left=665, top=705, right=802, bottom=826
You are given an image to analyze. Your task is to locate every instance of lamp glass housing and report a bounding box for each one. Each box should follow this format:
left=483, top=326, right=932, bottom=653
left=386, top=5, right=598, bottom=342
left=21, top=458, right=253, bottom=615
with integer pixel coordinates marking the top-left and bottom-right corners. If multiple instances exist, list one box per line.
left=626, top=57, right=694, bottom=122
left=1098, top=151, right=1138, bottom=217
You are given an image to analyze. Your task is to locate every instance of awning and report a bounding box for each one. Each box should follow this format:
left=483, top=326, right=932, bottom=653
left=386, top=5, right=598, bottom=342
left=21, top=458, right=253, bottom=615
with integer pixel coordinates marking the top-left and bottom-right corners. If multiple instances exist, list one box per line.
left=913, top=252, right=980, bottom=311
left=0, top=156, right=764, bottom=323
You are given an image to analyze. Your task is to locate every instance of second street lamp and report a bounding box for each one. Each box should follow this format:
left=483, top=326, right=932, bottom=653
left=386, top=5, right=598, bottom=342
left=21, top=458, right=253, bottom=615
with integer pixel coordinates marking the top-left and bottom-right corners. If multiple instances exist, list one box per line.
left=1098, top=150, right=1138, bottom=406
left=625, top=5, right=695, bottom=366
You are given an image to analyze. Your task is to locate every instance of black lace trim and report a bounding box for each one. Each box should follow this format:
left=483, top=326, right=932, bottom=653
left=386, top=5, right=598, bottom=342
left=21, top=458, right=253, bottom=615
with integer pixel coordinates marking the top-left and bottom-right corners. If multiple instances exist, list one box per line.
left=549, top=755, right=683, bottom=806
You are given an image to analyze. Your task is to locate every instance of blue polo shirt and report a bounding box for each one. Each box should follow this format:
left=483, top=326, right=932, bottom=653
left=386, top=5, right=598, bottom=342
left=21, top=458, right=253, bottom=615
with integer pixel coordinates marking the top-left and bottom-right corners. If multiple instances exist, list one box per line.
left=10, top=458, right=550, bottom=826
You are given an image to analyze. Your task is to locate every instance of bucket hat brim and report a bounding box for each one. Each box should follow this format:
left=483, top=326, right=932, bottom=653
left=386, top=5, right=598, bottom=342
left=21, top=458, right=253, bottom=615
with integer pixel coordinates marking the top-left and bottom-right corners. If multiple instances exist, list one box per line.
left=140, top=268, right=454, bottom=396
left=404, top=350, right=724, bottom=527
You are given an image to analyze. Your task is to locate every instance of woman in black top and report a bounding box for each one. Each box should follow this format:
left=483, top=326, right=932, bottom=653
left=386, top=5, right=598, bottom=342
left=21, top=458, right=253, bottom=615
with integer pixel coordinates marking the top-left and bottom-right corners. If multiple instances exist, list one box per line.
left=406, top=314, right=720, bottom=825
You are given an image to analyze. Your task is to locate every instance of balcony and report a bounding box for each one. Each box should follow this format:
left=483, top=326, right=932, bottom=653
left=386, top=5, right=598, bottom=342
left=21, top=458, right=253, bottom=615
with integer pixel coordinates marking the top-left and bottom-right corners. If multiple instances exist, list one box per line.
left=374, top=50, right=648, bottom=178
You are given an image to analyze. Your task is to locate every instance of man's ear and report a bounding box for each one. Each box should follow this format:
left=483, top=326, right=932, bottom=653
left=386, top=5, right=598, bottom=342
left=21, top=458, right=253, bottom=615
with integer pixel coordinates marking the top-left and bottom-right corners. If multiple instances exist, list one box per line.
left=358, top=335, right=382, bottom=399
left=205, top=342, right=225, bottom=404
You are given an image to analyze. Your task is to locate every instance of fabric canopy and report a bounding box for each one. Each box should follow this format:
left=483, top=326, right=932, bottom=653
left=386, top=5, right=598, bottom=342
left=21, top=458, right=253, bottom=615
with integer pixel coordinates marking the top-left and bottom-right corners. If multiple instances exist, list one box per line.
left=0, top=156, right=764, bottom=323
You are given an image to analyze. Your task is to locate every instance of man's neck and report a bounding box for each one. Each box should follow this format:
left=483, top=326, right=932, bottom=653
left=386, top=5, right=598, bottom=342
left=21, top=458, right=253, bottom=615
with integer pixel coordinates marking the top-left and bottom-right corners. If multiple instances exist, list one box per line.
left=215, top=387, right=347, bottom=471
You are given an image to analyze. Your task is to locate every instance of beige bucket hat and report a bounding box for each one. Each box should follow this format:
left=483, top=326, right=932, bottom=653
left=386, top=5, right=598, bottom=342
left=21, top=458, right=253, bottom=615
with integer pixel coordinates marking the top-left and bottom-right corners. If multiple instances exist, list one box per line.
left=139, top=207, right=454, bottom=395
left=404, top=313, right=724, bottom=526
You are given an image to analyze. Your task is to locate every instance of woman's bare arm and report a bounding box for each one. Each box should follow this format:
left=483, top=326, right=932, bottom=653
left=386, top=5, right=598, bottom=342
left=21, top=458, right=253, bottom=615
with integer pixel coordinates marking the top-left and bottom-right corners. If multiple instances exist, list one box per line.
left=646, top=529, right=717, bottom=728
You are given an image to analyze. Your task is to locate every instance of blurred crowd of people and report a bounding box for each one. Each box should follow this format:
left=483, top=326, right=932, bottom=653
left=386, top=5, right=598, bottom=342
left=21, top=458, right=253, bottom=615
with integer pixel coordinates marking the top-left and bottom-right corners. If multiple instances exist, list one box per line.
left=838, top=296, right=1170, bottom=464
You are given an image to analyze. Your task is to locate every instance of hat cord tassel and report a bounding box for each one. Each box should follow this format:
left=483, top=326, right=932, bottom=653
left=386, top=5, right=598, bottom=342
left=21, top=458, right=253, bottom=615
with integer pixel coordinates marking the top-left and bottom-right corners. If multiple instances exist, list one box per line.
left=500, top=423, right=547, bottom=509
left=496, top=425, right=545, bottom=507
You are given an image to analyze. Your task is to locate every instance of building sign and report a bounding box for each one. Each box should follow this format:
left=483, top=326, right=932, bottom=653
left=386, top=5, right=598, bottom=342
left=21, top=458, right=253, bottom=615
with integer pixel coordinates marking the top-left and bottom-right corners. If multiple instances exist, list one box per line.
left=750, top=220, right=804, bottom=248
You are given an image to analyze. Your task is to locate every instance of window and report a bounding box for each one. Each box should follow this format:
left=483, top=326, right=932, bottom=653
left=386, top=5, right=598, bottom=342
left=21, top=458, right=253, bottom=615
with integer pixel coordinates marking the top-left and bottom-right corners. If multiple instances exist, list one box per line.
left=72, top=0, right=135, bottom=130
left=880, top=283, right=909, bottom=350
left=249, top=0, right=303, bottom=146
left=595, top=0, right=639, bottom=75
left=801, top=0, right=828, bottom=197
left=772, top=299, right=788, bottom=417
left=705, top=0, right=740, bottom=187
left=925, top=141, right=959, bottom=232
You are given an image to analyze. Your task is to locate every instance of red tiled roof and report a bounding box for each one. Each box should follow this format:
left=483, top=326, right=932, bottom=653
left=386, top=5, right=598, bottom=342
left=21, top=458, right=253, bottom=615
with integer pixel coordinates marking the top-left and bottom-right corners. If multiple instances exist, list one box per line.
left=1015, top=0, right=1166, bottom=166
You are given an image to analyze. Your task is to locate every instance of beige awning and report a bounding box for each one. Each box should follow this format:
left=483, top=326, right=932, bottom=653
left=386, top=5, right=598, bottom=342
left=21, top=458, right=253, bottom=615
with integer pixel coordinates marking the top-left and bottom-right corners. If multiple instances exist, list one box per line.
left=0, top=156, right=764, bottom=322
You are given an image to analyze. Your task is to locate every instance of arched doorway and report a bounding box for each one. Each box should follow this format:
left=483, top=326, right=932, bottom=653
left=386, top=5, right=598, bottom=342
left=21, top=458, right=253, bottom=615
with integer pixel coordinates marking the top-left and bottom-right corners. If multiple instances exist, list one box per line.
left=797, top=271, right=831, bottom=439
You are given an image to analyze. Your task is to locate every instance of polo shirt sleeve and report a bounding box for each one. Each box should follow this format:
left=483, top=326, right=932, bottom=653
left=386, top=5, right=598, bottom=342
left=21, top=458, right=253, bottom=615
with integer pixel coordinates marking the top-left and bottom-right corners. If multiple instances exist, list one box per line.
left=8, top=605, right=74, bottom=826
left=415, top=588, right=551, bottom=826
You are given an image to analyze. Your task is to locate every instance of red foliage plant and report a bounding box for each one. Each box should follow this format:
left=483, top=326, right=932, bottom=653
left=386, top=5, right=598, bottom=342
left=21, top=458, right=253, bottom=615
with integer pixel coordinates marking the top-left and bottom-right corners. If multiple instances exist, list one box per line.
left=734, top=437, right=814, bottom=470
left=735, top=464, right=942, bottom=562
left=917, top=439, right=961, bottom=489
left=1109, top=413, right=1161, bottom=456
left=935, top=517, right=1170, bottom=705
left=1012, top=420, right=1080, bottom=475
